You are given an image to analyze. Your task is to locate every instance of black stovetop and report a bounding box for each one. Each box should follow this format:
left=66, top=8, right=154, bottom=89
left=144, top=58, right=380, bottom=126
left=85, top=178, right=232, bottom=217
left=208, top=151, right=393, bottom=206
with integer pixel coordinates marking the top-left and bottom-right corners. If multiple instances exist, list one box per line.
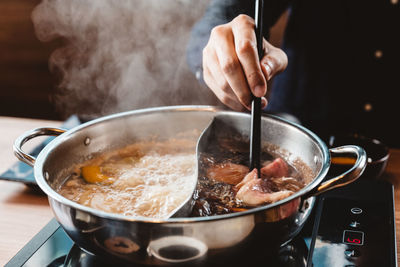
left=5, top=177, right=397, bottom=267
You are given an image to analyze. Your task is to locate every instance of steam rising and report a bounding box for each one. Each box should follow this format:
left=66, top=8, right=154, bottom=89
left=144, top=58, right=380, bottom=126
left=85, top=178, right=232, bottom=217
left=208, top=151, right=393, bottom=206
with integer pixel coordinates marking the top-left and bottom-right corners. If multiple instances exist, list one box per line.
left=32, top=0, right=217, bottom=118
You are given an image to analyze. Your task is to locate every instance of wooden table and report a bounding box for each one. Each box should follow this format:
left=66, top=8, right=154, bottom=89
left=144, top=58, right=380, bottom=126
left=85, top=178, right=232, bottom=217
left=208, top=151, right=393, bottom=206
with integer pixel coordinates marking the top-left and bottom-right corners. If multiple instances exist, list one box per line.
left=0, top=116, right=60, bottom=266
left=0, top=116, right=399, bottom=266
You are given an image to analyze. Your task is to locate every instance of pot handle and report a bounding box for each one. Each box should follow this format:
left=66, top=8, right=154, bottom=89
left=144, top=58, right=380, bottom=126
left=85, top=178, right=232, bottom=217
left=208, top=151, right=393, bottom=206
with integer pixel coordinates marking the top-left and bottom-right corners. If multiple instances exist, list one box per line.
left=304, top=145, right=367, bottom=198
left=13, top=127, right=66, bottom=167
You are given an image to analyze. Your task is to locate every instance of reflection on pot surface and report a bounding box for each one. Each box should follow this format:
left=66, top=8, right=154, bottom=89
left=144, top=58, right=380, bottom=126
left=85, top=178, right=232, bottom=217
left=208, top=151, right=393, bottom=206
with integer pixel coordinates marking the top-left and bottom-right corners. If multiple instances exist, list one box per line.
left=13, top=106, right=367, bottom=265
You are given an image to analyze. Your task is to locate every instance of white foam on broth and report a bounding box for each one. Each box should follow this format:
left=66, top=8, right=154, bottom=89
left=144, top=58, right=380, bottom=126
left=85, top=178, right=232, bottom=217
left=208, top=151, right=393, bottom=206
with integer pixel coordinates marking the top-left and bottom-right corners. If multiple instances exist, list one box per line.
left=58, top=138, right=197, bottom=220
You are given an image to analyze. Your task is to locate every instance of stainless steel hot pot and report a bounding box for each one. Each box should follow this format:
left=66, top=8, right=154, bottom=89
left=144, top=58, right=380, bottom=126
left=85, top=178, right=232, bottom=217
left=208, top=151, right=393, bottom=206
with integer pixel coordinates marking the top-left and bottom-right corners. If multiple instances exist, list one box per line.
left=14, top=106, right=366, bottom=265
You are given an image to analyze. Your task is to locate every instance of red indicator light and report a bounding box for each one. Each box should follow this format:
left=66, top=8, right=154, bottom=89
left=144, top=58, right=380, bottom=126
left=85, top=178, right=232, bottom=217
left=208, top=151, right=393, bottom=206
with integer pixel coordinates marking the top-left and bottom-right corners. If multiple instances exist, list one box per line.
left=343, top=230, right=364, bottom=246
left=346, top=237, right=361, bottom=244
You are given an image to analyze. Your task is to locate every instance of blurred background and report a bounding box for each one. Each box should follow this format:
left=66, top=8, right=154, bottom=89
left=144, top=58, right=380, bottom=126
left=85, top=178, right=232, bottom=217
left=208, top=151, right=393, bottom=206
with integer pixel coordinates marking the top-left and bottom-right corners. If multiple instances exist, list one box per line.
left=0, top=0, right=287, bottom=121
left=0, top=0, right=61, bottom=119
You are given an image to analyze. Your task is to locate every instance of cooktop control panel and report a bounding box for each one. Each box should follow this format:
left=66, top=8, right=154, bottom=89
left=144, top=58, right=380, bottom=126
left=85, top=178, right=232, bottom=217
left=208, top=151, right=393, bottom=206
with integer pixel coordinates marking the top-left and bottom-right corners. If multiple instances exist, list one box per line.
left=308, top=179, right=397, bottom=267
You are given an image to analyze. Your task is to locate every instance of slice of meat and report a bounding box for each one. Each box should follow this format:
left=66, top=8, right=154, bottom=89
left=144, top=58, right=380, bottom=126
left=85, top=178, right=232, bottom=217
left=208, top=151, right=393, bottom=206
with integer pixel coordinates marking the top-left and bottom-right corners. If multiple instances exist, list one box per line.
left=260, top=158, right=289, bottom=178
left=236, top=177, right=293, bottom=206
left=206, top=162, right=249, bottom=185
left=234, top=168, right=258, bottom=190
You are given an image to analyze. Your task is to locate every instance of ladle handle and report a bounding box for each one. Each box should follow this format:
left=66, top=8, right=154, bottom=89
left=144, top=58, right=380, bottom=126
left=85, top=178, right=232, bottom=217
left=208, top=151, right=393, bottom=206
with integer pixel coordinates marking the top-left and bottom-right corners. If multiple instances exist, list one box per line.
left=250, top=0, right=264, bottom=174
left=13, top=127, right=66, bottom=167
left=255, top=0, right=264, bottom=59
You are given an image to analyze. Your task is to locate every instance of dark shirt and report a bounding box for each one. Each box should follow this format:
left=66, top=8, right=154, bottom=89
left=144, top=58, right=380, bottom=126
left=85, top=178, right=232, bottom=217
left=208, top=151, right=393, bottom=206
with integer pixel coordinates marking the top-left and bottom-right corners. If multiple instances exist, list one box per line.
left=187, top=0, right=400, bottom=148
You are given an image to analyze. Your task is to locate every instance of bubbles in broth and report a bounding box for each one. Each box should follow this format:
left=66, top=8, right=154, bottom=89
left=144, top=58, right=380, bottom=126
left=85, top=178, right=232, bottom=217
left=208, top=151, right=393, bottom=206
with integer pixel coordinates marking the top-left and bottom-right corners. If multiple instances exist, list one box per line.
left=192, top=137, right=312, bottom=216
left=58, top=135, right=198, bottom=220
left=57, top=132, right=313, bottom=219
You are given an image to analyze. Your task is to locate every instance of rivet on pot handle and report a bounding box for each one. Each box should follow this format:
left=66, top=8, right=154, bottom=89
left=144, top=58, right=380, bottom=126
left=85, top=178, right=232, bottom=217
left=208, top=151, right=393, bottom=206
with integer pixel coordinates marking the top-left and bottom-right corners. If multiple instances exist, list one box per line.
left=304, top=145, right=367, bottom=198
left=13, top=127, right=66, bottom=167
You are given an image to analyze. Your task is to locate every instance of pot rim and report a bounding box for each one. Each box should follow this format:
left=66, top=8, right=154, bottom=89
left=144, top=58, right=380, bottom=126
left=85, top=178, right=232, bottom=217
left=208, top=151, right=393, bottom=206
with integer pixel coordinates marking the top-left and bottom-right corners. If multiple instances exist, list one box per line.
left=34, top=105, right=330, bottom=223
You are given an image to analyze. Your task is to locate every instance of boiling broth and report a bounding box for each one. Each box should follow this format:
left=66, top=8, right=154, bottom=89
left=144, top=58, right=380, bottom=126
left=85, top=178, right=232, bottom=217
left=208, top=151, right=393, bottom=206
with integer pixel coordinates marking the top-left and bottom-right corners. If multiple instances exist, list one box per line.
left=191, top=136, right=310, bottom=216
left=58, top=136, right=198, bottom=219
left=57, top=133, right=313, bottom=219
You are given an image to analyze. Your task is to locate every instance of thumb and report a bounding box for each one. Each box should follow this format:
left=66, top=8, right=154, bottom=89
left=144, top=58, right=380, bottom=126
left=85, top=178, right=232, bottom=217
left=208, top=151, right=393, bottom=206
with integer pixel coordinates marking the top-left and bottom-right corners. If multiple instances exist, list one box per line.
left=260, top=43, right=288, bottom=81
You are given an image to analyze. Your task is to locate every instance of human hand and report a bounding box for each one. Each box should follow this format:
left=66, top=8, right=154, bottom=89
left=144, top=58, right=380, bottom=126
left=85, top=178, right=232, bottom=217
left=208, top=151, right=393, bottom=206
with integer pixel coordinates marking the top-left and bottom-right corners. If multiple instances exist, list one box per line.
left=202, top=14, right=288, bottom=111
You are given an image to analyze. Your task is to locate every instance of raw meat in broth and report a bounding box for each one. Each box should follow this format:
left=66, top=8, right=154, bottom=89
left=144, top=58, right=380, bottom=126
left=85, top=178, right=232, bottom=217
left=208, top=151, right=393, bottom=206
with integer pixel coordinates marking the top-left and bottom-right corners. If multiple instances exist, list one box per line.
left=260, top=158, right=289, bottom=178
left=207, top=162, right=249, bottom=185
left=235, top=158, right=303, bottom=206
